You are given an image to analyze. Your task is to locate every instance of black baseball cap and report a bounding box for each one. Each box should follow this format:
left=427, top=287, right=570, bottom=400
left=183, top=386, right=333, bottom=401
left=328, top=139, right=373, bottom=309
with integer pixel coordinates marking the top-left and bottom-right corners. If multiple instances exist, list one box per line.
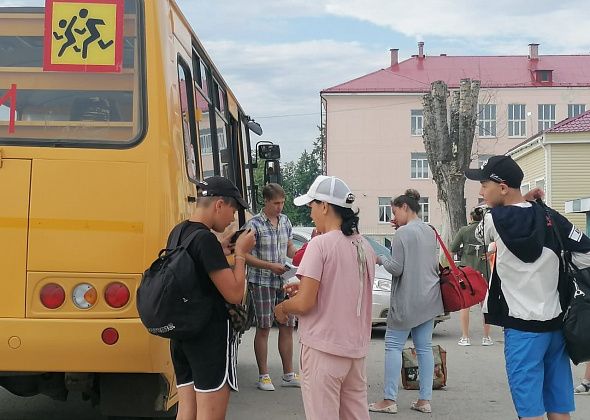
left=465, top=155, right=524, bottom=189
left=197, top=176, right=249, bottom=209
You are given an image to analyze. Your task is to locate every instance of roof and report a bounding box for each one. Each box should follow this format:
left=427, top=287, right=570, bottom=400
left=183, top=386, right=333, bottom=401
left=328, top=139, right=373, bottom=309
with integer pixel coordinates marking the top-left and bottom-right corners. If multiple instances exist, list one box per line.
left=546, top=109, right=590, bottom=133
left=322, top=55, right=590, bottom=94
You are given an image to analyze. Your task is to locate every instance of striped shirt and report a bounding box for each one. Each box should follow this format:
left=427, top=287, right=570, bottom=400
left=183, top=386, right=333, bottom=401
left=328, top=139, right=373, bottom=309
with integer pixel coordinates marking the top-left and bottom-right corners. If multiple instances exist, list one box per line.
left=244, top=211, right=293, bottom=288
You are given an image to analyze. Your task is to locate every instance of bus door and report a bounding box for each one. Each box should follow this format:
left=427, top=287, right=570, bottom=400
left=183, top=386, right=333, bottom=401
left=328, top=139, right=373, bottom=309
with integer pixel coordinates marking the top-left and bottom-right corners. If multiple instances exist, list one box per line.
left=0, top=154, right=31, bottom=318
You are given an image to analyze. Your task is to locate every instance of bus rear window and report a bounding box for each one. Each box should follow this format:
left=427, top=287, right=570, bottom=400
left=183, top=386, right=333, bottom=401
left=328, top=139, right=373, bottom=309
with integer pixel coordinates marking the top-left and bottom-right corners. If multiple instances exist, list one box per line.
left=0, top=0, right=145, bottom=147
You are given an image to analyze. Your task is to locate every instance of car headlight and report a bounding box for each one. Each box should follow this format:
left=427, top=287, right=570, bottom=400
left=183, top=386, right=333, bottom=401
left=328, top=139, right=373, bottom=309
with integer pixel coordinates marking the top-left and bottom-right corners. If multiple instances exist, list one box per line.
left=373, top=278, right=392, bottom=292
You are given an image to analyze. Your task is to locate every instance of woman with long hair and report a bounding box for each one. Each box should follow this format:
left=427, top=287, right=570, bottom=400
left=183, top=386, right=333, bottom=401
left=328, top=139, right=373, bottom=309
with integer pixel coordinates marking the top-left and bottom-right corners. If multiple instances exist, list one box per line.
left=370, top=189, right=443, bottom=415
left=274, top=175, right=376, bottom=420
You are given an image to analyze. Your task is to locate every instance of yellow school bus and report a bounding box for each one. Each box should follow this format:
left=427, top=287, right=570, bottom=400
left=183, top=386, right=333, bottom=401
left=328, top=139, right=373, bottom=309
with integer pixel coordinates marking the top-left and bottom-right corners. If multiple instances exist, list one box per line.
left=0, top=1, right=267, bottom=418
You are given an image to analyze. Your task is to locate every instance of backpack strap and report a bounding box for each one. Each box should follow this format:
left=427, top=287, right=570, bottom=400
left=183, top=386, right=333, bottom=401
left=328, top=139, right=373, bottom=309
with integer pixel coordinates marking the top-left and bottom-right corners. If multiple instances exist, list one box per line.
left=168, top=222, right=209, bottom=250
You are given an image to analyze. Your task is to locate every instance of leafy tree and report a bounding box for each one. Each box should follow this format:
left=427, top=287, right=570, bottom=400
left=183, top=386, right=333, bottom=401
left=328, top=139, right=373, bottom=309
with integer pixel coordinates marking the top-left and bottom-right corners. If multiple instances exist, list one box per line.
left=254, top=129, right=324, bottom=226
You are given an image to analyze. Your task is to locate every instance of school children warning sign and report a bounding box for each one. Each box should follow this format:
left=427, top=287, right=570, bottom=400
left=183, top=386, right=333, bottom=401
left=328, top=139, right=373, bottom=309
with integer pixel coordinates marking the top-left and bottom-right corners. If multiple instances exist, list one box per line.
left=43, top=0, right=124, bottom=72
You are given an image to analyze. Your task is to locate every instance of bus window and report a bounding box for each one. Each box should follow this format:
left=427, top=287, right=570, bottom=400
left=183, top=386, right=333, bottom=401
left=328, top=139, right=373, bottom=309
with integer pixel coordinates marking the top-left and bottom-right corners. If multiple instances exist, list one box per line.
left=241, top=119, right=255, bottom=208
left=177, top=60, right=198, bottom=182
left=195, top=87, right=214, bottom=178
left=0, top=0, right=145, bottom=147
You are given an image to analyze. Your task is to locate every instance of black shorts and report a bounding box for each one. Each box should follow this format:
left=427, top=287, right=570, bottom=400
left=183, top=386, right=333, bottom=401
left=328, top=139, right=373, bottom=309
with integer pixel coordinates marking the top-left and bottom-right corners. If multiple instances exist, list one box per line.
left=170, top=319, right=238, bottom=392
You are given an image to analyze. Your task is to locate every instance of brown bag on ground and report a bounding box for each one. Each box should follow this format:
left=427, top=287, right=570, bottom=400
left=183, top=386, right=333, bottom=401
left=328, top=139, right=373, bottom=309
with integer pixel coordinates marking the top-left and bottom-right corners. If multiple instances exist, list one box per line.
left=401, top=345, right=447, bottom=390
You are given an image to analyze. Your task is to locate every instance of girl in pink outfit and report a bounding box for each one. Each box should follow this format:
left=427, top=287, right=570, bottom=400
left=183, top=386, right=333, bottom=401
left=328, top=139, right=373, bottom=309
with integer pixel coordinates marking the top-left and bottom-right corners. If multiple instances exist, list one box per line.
left=274, top=175, right=376, bottom=420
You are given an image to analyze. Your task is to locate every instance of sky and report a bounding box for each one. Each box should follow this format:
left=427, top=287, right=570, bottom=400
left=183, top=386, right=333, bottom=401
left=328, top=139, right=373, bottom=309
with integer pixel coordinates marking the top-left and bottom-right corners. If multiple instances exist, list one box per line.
left=175, top=0, right=590, bottom=162
left=2, top=1, right=590, bottom=161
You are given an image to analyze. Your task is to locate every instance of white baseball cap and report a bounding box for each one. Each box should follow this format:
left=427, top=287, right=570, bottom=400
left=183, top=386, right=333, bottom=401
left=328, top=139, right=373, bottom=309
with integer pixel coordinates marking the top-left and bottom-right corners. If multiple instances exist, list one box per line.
left=293, top=175, right=356, bottom=209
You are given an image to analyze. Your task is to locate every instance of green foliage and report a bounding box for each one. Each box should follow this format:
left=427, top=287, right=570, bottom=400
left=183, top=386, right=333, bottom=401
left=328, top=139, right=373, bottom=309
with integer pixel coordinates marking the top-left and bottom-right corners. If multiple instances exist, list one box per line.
left=255, top=129, right=324, bottom=226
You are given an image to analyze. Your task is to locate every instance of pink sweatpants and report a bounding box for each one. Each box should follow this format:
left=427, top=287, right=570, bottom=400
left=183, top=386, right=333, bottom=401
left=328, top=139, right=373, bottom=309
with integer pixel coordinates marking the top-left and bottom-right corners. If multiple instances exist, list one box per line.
left=300, top=344, right=369, bottom=420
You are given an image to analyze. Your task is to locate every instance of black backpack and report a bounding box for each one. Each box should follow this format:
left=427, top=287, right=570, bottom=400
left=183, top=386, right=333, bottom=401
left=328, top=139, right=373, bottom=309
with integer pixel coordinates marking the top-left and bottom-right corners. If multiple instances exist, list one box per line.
left=137, top=224, right=213, bottom=339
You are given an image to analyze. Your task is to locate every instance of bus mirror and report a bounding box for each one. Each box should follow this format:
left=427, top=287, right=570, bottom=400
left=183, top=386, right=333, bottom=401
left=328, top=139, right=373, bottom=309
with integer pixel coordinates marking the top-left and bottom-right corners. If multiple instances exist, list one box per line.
left=247, top=120, right=263, bottom=136
left=258, top=144, right=280, bottom=160
left=264, top=160, right=281, bottom=185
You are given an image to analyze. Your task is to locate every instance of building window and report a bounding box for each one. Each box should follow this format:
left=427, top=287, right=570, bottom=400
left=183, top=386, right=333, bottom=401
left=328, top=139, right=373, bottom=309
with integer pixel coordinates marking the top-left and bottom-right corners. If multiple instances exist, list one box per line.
left=568, top=104, right=586, bottom=118
left=535, top=70, right=553, bottom=83
left=378, top=197, right=392, bottom=223
left=508, top=104, right=526, bottom=137
left=535, top=178, right=545, bottom=191
left=411, top=153, right=429, bottom=179
left=411, top=110, right=423, bottom=136
left=384, top=238, right=392, bottom=250
left=419, top=197, right=430, bottom=223
left=538, top=104, right=556, bottom=132
left=521, top=183, right=530, bottom=195
left=478, top=104, right=496, bottom=137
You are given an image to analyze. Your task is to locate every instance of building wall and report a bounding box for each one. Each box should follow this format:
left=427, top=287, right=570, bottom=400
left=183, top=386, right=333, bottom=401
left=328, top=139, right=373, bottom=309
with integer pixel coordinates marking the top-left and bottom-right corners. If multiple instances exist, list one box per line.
left=323, top=87, right=590, bottom=244
left=549, top=139, right=590, bottom=231
left=514, top=145, right=546, bottom=191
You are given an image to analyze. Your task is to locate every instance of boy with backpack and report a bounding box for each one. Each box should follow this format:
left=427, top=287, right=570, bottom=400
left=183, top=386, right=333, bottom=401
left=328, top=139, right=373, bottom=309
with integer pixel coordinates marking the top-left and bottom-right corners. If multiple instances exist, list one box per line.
left=465, top=155, right=590, bottom=420
left=168, top=176, right=255, bottom=420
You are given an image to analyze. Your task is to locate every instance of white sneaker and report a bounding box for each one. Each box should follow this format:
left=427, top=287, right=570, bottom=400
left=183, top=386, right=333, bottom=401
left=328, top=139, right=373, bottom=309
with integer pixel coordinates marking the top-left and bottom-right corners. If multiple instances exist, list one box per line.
left=574, top=380, right=590, bottom=394
left=458, top=337, right=471, bottom=346
left=256, top=375, right=275, bottom=391
left=281, top=373, right=301, bottom=388
left=482, top=336, right=494, bottom=346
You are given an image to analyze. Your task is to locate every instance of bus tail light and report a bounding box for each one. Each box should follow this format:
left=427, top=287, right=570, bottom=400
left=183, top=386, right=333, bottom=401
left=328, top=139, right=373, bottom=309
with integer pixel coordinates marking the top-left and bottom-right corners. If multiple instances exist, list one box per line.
left=104, top=282, right=130, bottom=308
left=40, top=283, right=66, bottom=309
left=72, top=283, right=97, bottom=309
left=102, top=328, right=119, bottom=345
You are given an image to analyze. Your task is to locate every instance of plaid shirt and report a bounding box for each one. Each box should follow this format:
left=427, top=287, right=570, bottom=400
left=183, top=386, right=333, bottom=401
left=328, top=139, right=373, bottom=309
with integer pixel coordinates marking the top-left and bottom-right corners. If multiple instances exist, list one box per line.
left=244, top=211, right=293, bottom=288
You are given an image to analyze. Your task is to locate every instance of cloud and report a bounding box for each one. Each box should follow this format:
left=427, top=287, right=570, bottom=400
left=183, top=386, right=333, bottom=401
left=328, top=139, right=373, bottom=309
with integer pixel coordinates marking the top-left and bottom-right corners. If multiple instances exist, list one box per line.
left=203, top=39, right=384, bottom=160
left=324, top=0, right=590, bottom=53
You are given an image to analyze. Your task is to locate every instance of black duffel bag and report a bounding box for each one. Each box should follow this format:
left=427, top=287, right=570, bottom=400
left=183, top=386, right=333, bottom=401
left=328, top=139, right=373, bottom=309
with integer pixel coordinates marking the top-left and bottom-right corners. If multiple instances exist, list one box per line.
left=562, top=257, right=590, bottom=365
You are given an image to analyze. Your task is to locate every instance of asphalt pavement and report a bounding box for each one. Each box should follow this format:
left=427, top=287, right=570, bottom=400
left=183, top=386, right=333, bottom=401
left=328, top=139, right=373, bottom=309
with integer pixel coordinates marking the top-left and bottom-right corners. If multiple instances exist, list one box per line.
left=2, top=309, right=589, bottom=419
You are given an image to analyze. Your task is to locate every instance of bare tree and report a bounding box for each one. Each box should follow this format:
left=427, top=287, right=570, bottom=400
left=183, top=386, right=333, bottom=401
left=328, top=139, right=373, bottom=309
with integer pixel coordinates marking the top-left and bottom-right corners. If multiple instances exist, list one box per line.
left=422, top=79, right=480, bottom=243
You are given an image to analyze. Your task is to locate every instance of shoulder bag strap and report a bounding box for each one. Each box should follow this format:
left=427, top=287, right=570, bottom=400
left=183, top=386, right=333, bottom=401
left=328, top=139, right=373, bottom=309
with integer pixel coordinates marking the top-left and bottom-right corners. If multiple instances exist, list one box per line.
left=432, top=227, right=461, bottom=275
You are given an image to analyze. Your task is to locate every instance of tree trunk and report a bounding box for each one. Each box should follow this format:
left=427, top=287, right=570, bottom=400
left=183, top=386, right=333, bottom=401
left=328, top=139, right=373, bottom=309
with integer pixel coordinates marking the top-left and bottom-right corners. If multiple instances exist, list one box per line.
left=422, top=79, right=480, bottom=245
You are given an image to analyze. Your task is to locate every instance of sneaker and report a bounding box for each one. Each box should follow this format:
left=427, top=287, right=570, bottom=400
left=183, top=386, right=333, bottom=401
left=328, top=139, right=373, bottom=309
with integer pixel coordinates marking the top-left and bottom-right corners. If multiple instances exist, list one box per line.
left=574, top=380, right=590, bottom=394
left=256, top=375, right=275, bottom=391
left=458, top=337, right=471, bottom=346
left=482, top=336, right=494, bottom=346
left=281, top=373, right=301, bottom=388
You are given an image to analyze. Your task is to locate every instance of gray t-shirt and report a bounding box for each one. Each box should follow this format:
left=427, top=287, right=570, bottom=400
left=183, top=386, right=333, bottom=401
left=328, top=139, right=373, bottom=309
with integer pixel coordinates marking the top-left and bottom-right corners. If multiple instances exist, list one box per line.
left=381, top=219, right=444, bottom=330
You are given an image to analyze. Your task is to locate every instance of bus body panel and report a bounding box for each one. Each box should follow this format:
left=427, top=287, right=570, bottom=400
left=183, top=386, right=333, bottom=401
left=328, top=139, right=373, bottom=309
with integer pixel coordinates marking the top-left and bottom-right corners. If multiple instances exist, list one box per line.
left=0, top=318, right=170, bottom=373
left=0, top=158, right=31, bottom=318
left=28, top=159, right=148, bottom=273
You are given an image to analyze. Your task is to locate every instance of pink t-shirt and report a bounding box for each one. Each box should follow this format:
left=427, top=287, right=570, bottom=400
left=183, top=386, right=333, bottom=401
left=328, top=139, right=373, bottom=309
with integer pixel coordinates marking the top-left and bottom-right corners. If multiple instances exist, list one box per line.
left=296, top=230, right=376, bottom=359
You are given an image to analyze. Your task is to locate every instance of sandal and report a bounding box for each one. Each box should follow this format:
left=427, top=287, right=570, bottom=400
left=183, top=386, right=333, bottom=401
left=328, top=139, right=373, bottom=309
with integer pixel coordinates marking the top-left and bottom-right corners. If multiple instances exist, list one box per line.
left=369, top=402, right=398, bottom=414
left=410, top=401, right=432, bottom=413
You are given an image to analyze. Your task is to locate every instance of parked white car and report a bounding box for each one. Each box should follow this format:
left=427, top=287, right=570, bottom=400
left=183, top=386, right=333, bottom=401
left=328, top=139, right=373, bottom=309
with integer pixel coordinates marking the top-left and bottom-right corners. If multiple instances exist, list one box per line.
left=289, top=227, right=450, bottom=327
left=290, top=227, right=392, bottom=325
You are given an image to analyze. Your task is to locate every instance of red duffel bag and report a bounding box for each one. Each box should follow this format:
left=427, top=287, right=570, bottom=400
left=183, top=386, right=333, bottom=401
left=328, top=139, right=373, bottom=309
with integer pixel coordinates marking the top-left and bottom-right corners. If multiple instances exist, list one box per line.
left=433, top=229, right=489, bottom=312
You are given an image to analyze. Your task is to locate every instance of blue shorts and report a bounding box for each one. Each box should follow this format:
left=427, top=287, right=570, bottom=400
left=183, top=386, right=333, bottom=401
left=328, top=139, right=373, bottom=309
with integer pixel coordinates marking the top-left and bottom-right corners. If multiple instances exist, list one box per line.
left=504, top=328, right=574, bottom=418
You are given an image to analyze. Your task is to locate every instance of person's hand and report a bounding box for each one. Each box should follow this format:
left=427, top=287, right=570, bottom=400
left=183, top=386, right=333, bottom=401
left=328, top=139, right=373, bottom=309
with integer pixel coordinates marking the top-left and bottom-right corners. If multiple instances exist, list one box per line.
left=284, top=282, right=300, bottom=298
left=376, top=255, right=383, bottom=265
left=274, top=302, right=289, bottom=324
left=524, top=187, right=545, bottom=202
left=235, top=229, right=255, bottom=256
left=268, top=262, right=288, bottom=275
left=220, top=231, right=236, bottom=256
left=390, top=218, right=400, bottom=230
